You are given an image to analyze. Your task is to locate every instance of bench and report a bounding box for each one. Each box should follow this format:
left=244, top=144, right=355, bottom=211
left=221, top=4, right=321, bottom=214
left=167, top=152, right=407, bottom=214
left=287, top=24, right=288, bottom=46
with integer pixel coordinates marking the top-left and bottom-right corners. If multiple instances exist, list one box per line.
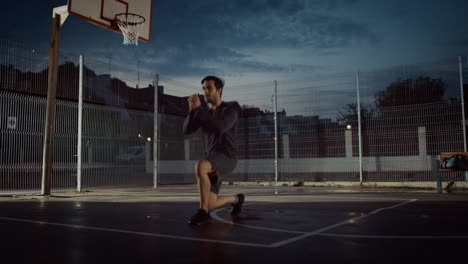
left=436, top=152, right=468, bottom=193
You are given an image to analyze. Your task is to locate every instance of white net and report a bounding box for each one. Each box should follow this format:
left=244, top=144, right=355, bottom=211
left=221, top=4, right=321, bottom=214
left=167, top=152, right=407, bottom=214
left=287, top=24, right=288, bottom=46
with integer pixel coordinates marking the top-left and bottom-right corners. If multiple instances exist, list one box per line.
left=115, top=13, right=145, bottom=45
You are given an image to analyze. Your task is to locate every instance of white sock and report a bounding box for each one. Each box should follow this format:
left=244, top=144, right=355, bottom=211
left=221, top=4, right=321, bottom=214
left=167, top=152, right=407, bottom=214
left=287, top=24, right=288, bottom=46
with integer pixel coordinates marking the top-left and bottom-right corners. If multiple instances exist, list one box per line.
left=232, top=195, right=239, bottom=205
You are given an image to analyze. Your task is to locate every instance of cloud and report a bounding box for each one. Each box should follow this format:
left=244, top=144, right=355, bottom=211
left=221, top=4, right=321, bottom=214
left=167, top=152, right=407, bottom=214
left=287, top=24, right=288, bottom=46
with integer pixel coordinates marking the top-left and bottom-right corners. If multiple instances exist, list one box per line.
left=158, top=0, right=379, bottom=49
left=48, top=0, right=380, bottom=78
left=143, top=0, right=380, bottom=76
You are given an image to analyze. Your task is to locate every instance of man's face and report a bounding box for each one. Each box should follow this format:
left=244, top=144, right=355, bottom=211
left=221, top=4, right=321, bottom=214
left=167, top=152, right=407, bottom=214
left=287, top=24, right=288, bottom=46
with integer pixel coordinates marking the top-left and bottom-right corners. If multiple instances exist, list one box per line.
left=202, top=80, right=221, bottom=104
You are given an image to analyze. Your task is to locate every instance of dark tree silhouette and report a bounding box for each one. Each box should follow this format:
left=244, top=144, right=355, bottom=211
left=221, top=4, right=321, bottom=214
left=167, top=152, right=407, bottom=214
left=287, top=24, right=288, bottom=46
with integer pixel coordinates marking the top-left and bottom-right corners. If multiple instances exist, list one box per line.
left=375, top=77, right=446, bottom=108
left=337, top=102, right=372, bottom=126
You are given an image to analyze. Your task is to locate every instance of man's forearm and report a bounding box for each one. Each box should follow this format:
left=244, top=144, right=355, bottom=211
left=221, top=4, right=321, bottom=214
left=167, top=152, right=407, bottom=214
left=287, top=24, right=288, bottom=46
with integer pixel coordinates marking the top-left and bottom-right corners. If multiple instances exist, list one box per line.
left=183, top=108, right=202, bottom=134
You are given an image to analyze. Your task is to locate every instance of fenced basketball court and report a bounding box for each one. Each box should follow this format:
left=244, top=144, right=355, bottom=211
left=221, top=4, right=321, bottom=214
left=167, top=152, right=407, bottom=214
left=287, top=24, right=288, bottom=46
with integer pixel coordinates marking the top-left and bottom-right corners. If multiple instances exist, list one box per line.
left=1, top=1, right=468, bottom=263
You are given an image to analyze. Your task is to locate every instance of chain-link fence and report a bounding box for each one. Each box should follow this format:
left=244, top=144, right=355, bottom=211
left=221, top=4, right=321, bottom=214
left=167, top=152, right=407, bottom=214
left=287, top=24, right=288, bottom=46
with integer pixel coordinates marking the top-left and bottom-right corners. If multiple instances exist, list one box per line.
left=1, top=38, right=467, bottom=194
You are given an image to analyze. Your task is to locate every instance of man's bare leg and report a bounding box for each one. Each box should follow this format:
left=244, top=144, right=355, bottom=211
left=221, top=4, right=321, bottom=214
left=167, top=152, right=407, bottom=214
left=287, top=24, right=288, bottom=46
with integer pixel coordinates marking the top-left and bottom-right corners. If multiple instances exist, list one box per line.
left=188, top=160, right=216, bottom=225
left=190, top=160, right=243, bottom=226
left=208, top=192, right=236, bottom=211
left=196, top=164, right=202, bottom=208
left=196, top=160, right=215, bottom=212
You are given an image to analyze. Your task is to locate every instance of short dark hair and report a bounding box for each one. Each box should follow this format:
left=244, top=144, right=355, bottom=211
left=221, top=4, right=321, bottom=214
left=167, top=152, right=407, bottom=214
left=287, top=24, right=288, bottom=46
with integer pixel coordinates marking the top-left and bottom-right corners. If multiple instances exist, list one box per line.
left=201, top=76, right=224, bottom=90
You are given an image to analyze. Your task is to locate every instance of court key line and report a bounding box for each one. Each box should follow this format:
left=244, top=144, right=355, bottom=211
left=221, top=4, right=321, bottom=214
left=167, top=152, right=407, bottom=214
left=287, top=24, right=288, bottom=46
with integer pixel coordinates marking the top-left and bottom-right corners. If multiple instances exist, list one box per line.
left=212, top=200, right=418, bottom=236
left=213, top=201, right=468, bottom=240
left=0, top=216, right=271, bottom=248
left=270, top=199, right=418, bottom=247
left=214, top=199, right=464, bottom=247
left=211, top=203, right=305, bottom=234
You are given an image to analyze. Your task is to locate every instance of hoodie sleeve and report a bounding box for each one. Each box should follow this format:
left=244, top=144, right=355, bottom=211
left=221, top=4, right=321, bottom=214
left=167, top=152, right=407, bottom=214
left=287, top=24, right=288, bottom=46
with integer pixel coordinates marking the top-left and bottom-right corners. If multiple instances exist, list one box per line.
left=198, top=102, right=239, bottom=134
left=182, top=107, right=203, bottom=135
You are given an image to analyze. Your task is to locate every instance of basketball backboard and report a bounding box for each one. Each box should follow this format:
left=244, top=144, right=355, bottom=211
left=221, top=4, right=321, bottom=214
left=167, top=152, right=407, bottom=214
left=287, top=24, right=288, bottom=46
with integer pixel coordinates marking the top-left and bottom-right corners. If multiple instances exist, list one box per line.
left=68, top=0, right=152, bottom=42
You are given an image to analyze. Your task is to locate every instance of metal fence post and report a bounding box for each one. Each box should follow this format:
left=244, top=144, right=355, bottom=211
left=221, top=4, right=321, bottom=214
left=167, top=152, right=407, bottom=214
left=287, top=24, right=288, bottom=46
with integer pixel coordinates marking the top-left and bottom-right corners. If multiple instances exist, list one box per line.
left=435, top=156, right=442, bottom=194
left=459, top=56, right=467, bottom=181
left=153, top=74, right=159, bottom=188
left=274, top=80, right=279, bottom=185
left=77, top=55, right=84, bottom=192
left=356, top=70, right=363, bottom=184
left=41, top=13, right=62, bottom=195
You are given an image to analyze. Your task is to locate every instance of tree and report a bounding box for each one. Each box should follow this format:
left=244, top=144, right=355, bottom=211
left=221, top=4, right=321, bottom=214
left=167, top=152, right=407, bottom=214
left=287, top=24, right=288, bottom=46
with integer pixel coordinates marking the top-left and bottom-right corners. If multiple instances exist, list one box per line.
left=337, top=102, right=372, bottom=127
left=375, top=77, right=446, bottom=108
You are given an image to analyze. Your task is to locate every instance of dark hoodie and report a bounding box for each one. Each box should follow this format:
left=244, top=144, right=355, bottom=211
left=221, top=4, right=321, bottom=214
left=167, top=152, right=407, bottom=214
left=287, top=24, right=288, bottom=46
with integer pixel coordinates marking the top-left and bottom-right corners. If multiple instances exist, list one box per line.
left=183, top=100, right=241, bottom=159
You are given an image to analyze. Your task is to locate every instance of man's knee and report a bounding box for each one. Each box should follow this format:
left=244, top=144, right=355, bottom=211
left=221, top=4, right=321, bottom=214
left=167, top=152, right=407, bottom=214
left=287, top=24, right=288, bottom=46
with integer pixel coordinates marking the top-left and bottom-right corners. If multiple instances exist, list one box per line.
left=195, top=160, right=213, bottom=176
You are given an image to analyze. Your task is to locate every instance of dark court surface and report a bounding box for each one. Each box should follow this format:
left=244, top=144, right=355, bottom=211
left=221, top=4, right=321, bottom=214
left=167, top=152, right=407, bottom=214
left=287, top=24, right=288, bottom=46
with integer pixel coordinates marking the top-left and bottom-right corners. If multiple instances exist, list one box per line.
left=1, top=186, right=468, bottom=264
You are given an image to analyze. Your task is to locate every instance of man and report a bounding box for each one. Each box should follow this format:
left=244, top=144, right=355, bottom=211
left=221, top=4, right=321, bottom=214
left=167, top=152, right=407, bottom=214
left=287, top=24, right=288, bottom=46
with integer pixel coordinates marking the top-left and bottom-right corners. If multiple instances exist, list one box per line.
left=183, top=75, right=244, bottom=226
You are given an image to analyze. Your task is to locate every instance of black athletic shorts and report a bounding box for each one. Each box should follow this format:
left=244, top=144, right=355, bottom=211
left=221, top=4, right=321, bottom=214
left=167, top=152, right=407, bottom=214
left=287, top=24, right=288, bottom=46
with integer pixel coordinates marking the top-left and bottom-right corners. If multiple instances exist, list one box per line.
left=205, top=152, right=237, bottom=194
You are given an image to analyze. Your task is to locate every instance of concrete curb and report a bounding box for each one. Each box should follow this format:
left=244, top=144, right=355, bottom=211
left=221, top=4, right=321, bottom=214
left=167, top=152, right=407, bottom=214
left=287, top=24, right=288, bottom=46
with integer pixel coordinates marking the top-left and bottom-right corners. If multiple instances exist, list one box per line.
left=226, top=181, right=468, bottom=190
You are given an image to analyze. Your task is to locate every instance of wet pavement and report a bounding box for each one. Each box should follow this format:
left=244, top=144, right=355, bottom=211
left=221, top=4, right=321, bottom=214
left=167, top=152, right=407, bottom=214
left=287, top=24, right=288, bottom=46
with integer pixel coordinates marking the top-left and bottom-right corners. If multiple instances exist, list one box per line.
left=1, top=185, right=467, bottom=263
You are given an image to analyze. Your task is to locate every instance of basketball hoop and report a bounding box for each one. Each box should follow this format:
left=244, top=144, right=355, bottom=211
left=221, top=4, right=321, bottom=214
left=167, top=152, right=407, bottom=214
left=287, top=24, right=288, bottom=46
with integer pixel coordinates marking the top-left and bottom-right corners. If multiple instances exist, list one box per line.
left=68, top=0, right=152, bottom=43
left=115, top=13, right=146, bottom=45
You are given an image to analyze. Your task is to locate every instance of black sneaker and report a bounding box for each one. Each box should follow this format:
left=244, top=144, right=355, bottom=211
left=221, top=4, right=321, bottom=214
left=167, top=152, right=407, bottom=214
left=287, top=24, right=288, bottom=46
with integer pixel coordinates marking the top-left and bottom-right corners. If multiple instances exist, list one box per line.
left=188, top=209, right=211, bottom=226
left=231, top=194, right=245, bottom=216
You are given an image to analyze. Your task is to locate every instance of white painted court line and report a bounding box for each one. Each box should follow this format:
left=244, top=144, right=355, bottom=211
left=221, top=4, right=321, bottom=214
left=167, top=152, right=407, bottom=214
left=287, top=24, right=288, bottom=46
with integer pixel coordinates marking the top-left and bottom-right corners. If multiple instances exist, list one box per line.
left=0, top=216, right=271, bottom=248
left=213, top=200, right=468, bottom=242
left=318, top=233, right=468, bottom=239
left=211, top=205, right=306, bottom=235
left=269, top=199, right=418, bottom=247
left=211, top=199, right=415, bottom=236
